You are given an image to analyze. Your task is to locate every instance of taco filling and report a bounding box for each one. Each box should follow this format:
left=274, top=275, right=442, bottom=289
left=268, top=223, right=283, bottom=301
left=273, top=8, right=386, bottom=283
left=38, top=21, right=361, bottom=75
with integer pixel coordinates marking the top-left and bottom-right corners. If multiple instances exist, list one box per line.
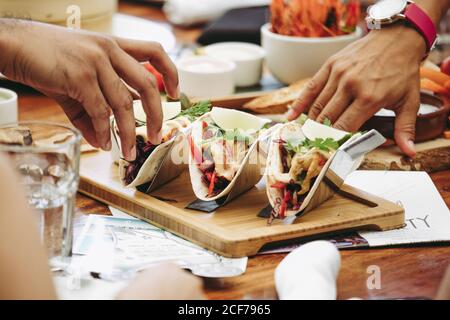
left=122, top=116, right=190, bottom=185
left=189, top=118, right=258, bottom=198
left=268, top=122, right=352, bottom=219
left=120, top=100, right=211, bottom=186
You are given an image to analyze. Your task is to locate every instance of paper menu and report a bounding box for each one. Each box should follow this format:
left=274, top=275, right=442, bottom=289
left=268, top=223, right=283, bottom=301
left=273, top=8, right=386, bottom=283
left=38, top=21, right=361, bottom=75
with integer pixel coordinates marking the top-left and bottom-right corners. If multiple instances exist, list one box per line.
left=346, top=170, right=450, bottom=246
left=73, top=213, right=247, bottom=278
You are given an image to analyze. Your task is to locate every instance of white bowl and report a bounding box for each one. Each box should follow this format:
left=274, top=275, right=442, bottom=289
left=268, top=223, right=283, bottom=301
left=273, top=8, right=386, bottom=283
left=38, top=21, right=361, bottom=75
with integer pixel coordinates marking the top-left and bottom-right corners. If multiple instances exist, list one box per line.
left=204, top=42, right=266, bottom=87
left=177, top=56, right=236, bottom=98
left=261, top=23, right=362, bottom=84
left=0, top=88, right=18, bottom=126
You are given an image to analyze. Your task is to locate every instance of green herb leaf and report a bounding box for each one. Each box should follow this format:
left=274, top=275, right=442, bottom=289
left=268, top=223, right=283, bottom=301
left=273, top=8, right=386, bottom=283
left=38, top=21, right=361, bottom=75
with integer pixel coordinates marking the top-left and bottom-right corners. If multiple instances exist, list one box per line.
left=179, top=100, right=211, bottom=121
left=223, top=129, right=254, bottom=143
left=295, top=113, right=309, bottom=125
left=310, top=137, right=339, bottom=151
left=323, top=117, right=332, bottom=127
left=285, top=140, right=306, bottom=154
left=337, top=133, right=354, bottom=147
left=179, top=93, right=192, bottom=110
left=285, top=137, right=340, bottom=153
left=262, top=122, right=272, bottom=130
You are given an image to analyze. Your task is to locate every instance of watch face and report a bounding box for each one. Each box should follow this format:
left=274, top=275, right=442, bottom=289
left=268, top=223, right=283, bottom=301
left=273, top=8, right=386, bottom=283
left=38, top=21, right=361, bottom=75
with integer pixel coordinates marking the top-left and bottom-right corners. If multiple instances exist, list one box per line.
left=369, top=0, right=408, bottom=20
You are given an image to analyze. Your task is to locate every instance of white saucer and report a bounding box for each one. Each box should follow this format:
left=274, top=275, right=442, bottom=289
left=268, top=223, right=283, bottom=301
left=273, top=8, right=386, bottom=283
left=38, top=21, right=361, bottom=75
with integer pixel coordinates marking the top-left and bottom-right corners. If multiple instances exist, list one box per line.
left=112, top=13, right=176, bottom=52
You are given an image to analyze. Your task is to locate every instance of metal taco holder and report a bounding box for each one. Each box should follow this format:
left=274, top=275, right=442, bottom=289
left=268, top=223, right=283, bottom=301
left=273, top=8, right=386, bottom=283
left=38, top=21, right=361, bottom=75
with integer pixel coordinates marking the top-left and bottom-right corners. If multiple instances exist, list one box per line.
left=298, top=129, right=387, bottom=216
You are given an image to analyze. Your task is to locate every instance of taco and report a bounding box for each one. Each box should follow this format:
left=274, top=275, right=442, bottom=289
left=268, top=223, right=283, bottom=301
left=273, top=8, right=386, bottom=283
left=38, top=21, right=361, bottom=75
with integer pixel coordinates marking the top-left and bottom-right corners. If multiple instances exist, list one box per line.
left=112, top=100, right=211, bottom=188
left=188, top=107, right=271, bottom=201
left=266, top=119, right=356, bottom=219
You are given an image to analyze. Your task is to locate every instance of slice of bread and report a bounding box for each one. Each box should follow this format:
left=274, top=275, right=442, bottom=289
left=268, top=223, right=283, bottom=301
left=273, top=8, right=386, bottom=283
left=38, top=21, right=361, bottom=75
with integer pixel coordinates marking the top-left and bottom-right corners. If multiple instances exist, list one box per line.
left=243, top=78, right=310, bottom=114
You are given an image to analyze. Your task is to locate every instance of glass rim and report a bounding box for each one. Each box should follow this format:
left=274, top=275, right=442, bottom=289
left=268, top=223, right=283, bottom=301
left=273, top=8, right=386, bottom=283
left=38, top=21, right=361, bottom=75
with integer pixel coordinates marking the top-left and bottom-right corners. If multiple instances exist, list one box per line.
left=0, top=121, right=82, bottom=152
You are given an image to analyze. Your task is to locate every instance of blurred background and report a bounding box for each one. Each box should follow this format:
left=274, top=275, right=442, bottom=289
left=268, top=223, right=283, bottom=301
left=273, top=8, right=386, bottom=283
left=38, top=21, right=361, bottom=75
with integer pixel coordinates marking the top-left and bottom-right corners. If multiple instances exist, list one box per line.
left=0, top=0, right=447, bottom=60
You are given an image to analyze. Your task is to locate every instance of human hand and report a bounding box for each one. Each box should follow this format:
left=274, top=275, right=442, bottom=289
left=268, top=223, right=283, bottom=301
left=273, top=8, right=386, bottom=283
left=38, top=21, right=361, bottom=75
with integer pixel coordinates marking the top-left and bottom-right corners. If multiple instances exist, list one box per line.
left=117, top=263, right=205, bottom=300
left=287, top=25, right=426, bottom=157
left=0, top=19, right=179, bottom=161
left=436, top=265, right=450, bottom=300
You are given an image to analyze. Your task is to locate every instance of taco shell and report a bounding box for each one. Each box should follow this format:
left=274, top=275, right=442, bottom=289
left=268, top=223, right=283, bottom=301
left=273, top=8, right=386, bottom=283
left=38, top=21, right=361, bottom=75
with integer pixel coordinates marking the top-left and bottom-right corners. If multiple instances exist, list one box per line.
left=266, top=120, right=363, bottom=218
left=188, top=108, right=271, bottom=202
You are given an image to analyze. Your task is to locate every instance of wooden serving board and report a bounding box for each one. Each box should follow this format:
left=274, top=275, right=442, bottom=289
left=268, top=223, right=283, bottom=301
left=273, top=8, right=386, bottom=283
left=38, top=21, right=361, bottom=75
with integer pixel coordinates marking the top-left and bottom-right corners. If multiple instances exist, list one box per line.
left=79, top=151, right=405, bottom=258
left=361, top=138, right=450, bottom=173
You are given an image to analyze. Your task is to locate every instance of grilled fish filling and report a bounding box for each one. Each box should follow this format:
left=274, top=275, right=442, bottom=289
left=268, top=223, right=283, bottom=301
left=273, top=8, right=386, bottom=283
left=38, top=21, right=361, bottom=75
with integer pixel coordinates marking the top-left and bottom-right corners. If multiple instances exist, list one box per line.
left=189, top=118, right=256, bottom=198
left=270, top=139, right=334, bottom=218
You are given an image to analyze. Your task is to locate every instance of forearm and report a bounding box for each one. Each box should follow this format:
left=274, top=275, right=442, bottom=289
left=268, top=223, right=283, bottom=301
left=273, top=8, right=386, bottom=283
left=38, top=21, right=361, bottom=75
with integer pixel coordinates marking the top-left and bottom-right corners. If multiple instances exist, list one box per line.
left=366, top=0, right=449, bottom=63
left=0, top=18, right=29, bottom=80
left=415, top=0, right=449, bottom=26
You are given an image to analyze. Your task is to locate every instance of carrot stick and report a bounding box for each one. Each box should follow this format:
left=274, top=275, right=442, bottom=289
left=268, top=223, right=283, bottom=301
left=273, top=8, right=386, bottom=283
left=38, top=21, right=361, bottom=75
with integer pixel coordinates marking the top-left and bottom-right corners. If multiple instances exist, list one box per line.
left=208, top=172, right=216, bottom=197
left=420, top=78, right=450, bottom=96
left=445, top=79, right=450, bottom=91
left=420, top=67, right=450, bottom=87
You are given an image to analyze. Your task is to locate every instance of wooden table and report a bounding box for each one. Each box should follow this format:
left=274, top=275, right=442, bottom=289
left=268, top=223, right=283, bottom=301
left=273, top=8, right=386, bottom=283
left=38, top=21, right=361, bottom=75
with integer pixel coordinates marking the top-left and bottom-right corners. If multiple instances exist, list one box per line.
left=4, top=0, right=450, bottom=300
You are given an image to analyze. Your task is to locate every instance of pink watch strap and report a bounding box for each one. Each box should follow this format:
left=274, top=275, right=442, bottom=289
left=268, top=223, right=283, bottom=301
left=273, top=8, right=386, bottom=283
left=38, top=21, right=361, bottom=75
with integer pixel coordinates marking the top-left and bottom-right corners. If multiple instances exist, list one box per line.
left=404, top=3, right=437, bottom=53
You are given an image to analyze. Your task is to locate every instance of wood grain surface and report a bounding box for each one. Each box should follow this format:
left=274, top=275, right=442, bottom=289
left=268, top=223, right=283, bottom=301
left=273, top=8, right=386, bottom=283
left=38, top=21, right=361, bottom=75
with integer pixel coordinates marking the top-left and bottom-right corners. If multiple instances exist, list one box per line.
left=78, top=151, right=405, bottom=257
left=361, top=138, right=450, bottom=173
left=2, top=0, right=449, bottom=300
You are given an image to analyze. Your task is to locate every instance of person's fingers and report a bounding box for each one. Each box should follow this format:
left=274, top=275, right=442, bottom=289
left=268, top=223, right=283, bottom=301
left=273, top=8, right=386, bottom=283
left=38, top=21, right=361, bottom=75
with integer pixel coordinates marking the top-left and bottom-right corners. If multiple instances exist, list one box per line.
left=316, top=83, right=353, bottom=124
left=307, top=76, right=340, bottom=121
left=110, top=49, right=163, bottom=145
left=393, top=91, right=420, bottom=158
left=333, top=97, right=376, bottom=132
left=55, top=97, right=100, bottom=148
left=286, top=62, right=331, bottom=120
left=71, top=112, right=100, bottom=147
left=114, top=37, right=179, bottom=99
left=124, top=82, right=140, bottom=100
left=77, top=78, right=112, bottom=151
left=98, top=62, right=137, bottom=161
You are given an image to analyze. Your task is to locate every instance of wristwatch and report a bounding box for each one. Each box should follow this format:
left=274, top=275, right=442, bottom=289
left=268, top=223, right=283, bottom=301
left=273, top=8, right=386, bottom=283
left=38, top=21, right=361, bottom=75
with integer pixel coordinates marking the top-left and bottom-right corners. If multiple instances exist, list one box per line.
left=366, top=0, right=438, bottom=55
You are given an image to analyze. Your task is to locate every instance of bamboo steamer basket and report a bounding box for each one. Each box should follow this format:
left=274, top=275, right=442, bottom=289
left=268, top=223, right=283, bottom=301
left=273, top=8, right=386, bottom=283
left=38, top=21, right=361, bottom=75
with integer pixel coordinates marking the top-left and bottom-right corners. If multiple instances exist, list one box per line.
left=0, top=0, right=117, bottom=32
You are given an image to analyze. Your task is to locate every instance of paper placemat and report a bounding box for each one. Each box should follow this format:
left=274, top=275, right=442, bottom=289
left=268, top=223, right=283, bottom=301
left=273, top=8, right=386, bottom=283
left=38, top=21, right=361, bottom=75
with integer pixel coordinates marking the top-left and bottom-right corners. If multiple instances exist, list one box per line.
left=259, top=170, right=450, bottom=254
left=347, top=170, right=450, bottom=246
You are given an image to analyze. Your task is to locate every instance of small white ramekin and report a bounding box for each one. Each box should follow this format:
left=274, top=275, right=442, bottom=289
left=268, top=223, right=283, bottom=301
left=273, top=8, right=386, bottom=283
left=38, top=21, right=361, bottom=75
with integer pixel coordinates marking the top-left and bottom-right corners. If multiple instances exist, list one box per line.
left=177, top=56, right=236, bottom=98
left=261, top=24, right=362, bottom=84
left=204, top=42, right=266, bottom=87
left=0, top=88, right=18, bottom=126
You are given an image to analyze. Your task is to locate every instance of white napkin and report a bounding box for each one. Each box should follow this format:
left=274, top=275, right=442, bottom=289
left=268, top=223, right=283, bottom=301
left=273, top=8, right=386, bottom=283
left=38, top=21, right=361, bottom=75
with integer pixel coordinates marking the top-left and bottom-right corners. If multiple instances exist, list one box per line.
left=275, top=241, right=340, bottom=300
left=163, top=0, right=270, bottom=26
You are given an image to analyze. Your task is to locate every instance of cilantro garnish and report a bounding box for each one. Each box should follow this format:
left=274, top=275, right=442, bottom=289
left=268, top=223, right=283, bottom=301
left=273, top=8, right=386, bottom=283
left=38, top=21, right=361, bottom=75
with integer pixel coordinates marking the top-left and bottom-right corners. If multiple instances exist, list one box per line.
left=262, top=122, right=272, bottom=130
left=179, top=93, right=192, bottom=110
left=337, top=133, right=355, bottom=146
left=323, top=117, right=332, bottom=127
left=202, top=122, right=254, bottom=145
left=309, top=137, right=339, bottom=151
left=223, top=128, right=254, bottom=143
left=295, top=113, right=309, bottom=125
left=179, top=100, right=211, bottom=121
left=285, top=137, right=340, bottom=153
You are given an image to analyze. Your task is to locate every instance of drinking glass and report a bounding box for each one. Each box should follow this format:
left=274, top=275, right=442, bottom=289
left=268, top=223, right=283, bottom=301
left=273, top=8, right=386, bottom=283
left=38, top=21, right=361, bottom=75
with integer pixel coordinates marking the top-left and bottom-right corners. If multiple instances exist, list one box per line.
left=0, top=122, right=81, bottom=265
